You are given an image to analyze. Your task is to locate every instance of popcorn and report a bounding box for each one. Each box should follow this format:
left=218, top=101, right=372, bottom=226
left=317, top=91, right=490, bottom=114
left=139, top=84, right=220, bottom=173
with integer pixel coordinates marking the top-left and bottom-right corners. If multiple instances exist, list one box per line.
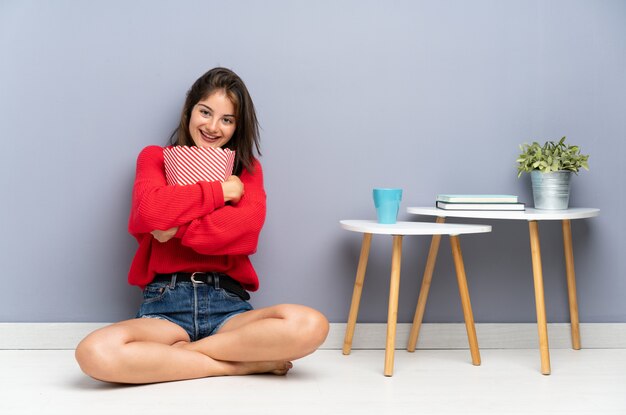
left=163, top=146, right=235, bottom=185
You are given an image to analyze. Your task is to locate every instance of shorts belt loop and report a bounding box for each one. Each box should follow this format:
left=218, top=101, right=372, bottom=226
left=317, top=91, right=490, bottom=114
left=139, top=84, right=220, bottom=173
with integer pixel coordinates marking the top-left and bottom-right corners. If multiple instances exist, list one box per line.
left=170, top=273, right=177, bottom=288
left=190, top=272, right=203, bottom=285
left=214, top=273, right=220, bottom=290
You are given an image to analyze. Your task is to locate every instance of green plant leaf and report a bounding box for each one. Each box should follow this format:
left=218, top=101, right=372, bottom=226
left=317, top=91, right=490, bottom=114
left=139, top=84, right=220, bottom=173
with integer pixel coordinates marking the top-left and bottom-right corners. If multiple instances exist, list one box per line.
left=515, top=136, right=589, bottom=175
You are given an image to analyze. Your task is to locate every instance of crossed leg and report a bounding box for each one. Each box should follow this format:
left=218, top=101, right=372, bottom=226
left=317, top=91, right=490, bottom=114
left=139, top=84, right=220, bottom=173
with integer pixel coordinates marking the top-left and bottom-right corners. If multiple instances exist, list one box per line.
left=75, top=304, right=329, bottom=384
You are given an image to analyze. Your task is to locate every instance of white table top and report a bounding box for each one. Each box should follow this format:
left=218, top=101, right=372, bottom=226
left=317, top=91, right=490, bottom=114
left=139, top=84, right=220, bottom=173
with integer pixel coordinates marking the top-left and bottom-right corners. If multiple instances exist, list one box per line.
left=340, top=220, right=491, bottom=236
left=407, top=207, right=600, bottom=221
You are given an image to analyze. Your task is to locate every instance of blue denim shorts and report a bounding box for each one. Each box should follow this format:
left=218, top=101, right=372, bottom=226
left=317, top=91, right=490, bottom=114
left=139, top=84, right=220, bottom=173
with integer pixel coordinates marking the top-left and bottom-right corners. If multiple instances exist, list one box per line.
left=136, top=274, right=253, bottom=341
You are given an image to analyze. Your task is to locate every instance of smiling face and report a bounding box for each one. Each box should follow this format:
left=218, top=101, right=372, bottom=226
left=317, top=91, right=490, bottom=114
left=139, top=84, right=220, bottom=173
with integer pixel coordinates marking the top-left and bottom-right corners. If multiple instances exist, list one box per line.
left=188, top=90, right=237, bottom=148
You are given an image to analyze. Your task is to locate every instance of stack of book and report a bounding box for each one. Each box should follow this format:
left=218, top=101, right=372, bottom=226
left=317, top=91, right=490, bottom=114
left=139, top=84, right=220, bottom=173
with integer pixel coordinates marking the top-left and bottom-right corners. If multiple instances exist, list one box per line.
left=435, top=194, right=525, bottom=211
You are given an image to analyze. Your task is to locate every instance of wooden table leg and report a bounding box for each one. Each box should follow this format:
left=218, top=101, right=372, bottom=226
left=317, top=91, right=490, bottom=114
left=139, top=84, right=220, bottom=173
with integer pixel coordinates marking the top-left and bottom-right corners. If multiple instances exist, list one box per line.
left=384, top=235, right=403, bottom=376
left=562, top=219, right=581, bottom=350
left=450, top=235, right=481, bottom=365
left=528, top=220, right=551, bottom=375
left=343, top=233, right=372, bottom=355
left=408, top=216, right=446, bottom=352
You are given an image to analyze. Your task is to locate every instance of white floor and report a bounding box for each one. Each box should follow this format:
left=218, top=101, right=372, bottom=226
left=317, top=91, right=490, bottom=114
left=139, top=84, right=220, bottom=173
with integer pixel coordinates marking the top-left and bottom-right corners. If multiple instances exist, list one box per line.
left=1, top=348, right=625, bottom=415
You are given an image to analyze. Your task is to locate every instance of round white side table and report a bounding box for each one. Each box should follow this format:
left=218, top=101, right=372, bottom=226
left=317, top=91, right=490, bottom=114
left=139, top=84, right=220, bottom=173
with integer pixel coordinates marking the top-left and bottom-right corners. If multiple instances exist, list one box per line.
left=340, top=220, right=492, bottom=376
left=407, top=207, right=600, bottom=375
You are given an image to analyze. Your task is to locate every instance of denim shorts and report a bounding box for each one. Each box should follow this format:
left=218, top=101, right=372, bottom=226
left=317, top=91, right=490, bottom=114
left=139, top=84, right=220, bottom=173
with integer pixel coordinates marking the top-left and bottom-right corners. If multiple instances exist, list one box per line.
left=136, top=275, right=253, bottom=341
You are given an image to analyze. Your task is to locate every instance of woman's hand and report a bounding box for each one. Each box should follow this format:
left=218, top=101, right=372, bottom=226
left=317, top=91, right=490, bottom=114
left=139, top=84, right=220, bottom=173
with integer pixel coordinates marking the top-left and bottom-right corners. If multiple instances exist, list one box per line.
left=150, top=175, right=243, bottom=243
left=151, top=227, right=178, bottom=243
left=222, top=175, right=245, bottom=204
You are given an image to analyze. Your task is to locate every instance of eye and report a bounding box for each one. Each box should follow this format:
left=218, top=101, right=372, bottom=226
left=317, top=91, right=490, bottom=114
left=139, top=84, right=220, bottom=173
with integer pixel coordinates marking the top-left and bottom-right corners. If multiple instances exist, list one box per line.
left=200, top=109, right=210, bottom=116
left=223, top=118, right=234, bottom=125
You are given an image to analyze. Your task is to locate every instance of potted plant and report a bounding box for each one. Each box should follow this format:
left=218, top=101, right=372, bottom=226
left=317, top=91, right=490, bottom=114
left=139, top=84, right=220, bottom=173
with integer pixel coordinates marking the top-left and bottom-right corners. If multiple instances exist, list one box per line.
left=516, top=136, right=589, bottom=210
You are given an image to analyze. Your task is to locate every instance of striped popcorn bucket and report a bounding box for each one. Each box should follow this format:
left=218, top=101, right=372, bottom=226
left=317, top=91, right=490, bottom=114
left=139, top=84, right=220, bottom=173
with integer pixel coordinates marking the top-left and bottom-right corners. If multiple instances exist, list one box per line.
left=163, top=146, right=236, bottom=185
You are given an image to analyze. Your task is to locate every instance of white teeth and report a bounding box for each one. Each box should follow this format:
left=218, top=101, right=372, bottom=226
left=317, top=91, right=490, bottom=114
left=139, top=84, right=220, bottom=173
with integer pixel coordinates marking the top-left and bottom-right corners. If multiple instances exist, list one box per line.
left=201, top=131, right=218, bottom=140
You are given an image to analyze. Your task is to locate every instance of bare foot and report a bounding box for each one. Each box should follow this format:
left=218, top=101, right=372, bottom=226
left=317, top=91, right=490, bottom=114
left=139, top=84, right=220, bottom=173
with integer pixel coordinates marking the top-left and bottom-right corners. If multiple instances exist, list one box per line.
left=171, top=341, right=292, bottom=376
left=230, top=361, right=293, bottom=376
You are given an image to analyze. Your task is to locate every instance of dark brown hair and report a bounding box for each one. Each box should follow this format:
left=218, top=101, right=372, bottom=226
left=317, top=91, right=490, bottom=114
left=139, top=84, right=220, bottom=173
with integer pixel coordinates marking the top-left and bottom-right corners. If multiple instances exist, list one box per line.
left=169, top=67, right=261, bottom=175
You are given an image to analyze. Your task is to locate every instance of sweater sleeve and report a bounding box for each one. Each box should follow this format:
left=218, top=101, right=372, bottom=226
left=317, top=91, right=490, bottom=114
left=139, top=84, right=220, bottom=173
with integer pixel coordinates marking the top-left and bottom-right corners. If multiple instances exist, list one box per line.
left=128, top=146, right=225, bottom=234
left=176, top=160, right=266, bottom=256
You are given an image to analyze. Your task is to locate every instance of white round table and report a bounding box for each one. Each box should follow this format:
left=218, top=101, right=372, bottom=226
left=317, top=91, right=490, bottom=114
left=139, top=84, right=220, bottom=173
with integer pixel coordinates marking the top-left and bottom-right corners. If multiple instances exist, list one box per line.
left=407, top=207, right=599, bottom=221
left=406, top=207, right=600, bottom=375
left=340, top=220, right=492, bottom=376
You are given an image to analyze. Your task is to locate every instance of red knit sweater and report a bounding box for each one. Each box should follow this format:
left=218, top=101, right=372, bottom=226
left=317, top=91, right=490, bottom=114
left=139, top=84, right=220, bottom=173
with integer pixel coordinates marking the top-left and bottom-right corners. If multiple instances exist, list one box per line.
left=127, top=145, right=266, bottom=290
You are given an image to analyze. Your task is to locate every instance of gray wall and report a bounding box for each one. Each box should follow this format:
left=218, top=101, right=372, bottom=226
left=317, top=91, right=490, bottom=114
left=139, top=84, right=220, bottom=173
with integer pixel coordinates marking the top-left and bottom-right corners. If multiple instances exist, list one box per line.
left=1, top=0, right=624, bottom=324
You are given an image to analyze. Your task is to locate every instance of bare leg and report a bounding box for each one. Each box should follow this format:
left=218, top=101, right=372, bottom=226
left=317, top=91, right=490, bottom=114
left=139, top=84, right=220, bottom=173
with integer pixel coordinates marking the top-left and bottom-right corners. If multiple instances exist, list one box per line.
left=182, top=304, right=330, bottom=362
left=75, top=318, right=292, bottom=384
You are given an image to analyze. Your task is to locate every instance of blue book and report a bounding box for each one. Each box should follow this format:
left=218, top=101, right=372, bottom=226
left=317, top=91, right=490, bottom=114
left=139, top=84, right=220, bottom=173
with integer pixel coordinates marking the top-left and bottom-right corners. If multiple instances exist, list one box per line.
left=436, top=194, right=519, bottom=203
